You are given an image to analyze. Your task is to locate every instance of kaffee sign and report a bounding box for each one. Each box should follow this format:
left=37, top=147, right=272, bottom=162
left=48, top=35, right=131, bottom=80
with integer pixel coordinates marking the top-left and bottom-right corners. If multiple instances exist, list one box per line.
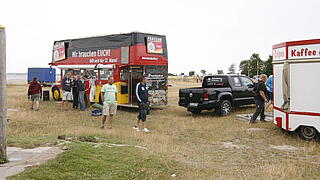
left=288, top=44, right=320, bottom=60
left=273, top=40, right=320, bottom=61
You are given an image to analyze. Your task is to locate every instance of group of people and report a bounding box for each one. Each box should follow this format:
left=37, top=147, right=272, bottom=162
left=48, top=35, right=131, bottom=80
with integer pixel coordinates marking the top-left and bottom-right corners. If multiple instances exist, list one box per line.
left=61, top=72, right=91, bottom=111
left=27, top=73, right=152, bottom=132
left=250, top=74, right=273, bottom=123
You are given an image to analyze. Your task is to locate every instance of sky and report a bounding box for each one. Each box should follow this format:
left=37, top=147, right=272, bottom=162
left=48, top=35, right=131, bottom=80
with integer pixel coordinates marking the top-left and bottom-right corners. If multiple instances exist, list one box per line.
left=1, top=0, right=320, bottom=74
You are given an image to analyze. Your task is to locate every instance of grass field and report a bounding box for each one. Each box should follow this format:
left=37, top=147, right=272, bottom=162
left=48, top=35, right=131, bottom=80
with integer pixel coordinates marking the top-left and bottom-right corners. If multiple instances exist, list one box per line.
left=5, top=79, right=320, bottom=179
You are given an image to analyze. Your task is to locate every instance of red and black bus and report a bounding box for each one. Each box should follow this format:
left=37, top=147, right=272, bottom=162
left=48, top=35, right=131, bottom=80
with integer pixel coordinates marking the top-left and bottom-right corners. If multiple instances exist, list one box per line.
left=50, top=32, right=168, bottom=107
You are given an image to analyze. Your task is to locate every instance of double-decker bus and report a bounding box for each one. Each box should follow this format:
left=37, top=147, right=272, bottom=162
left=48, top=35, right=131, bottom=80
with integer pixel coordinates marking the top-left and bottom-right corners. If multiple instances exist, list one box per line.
left=50, top=32, right=168, bottom=107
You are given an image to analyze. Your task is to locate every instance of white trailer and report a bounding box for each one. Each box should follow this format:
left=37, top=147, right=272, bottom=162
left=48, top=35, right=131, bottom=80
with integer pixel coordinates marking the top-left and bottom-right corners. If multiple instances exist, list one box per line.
left=273, top=39, right=320, bottom=140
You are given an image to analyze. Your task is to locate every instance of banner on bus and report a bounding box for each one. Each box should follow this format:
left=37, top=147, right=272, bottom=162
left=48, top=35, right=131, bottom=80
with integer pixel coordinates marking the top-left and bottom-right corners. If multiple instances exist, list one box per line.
left=53, top=42, right=66, bottom=62
left=147, top=36, right=163, bottom=54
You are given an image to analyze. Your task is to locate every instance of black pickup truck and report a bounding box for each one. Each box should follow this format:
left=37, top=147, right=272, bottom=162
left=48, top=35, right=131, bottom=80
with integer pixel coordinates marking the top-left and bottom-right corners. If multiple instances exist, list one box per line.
left=178, top=75, right=256, bottom=115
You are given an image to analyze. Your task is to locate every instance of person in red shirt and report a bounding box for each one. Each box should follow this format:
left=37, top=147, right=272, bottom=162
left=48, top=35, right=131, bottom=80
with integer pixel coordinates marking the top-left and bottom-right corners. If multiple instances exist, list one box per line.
left=28, top=77, right=42, bottom=111
left=84, top=75, right=91, bottom=108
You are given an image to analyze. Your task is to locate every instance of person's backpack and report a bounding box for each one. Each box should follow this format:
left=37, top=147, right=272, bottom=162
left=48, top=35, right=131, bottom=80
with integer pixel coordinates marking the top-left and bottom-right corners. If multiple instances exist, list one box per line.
left=253, top=81, right=261, bottom=94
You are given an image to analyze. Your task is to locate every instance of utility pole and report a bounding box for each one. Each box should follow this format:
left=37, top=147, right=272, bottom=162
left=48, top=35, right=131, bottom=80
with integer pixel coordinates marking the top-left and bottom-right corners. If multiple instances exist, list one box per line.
left=0, top=25, right=7, bottom=163
left=256, top=60, right=259, bottom=76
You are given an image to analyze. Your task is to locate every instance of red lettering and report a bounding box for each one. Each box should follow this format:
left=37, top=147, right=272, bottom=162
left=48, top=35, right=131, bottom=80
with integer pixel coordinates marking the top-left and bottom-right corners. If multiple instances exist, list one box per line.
left=291, top=49, right=296, bottom=56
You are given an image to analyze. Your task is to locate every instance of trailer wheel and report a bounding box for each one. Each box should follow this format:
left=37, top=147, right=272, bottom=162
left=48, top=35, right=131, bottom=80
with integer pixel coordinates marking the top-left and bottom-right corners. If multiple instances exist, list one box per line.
left=216, top=100, right=232, bottom=116
left=298, top=126, right=319, bottom=141
left=52, top=86, right=61, bottom=101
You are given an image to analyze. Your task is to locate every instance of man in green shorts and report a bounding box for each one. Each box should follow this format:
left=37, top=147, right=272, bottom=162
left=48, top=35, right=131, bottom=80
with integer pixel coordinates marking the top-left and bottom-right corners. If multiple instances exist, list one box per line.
left=101, top=76, right=118, bottom=129
left=28, top=77, right=42, bottom=111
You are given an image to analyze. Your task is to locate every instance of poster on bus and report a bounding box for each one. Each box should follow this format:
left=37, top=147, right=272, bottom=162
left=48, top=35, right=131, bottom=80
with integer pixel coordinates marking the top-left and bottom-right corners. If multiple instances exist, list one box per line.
left=53, top=42, right=66, bottom=62
left=147, top=36, right=163, bottom=54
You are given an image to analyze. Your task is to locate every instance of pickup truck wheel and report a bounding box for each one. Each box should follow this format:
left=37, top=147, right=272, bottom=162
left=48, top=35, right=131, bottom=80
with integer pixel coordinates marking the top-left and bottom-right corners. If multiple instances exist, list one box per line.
left=217, top=100, right=232, bottom=116
left=298, top=126, right=319, bottom=141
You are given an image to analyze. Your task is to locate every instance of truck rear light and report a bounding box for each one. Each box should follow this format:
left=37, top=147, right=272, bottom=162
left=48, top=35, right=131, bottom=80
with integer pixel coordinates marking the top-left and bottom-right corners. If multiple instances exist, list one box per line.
left=276, top=117, right=282, bottom=127
left=203, top=92, right=209, bottom=101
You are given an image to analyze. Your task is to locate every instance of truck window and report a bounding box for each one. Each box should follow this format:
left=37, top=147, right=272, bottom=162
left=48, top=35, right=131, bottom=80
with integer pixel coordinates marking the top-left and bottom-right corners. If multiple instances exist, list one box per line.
left=202, top=76, right=229, bottom=88
left=239, top=77, right=253, bottom=87
left=232, top=77, right=242, bottom=87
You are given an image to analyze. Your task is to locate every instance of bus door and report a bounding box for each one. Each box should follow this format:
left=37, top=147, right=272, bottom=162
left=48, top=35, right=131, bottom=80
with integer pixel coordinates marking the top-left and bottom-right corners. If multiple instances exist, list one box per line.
left=120, top=65, right=143, bottom=105
left=130, top=66, right=143, bottom=104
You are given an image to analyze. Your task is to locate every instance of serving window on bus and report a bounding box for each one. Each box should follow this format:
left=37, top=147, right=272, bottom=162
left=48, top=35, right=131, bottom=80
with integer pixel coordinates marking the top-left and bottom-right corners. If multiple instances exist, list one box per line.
left=146, top=65, right=167, bottom=91
left=145, top=65, right=168, bottom=105
left=61, top=69, right=114, bottom=80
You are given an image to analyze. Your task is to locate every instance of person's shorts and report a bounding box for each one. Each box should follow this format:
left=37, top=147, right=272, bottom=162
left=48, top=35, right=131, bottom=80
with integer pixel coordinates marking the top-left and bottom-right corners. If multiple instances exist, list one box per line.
left=103, top=103, right=117, bottom=116
left=138, top=102, right=148, bottom=121
left=62, top=91, right=73, bottom=101
left=267, top=91, right=273, bottom=101
left=31, top=94, right=40, bottom=101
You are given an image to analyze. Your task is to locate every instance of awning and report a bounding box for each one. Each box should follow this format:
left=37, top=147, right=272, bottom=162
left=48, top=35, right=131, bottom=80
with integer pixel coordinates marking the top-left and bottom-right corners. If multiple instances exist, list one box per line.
left=56, top=64, right=115, bottom=69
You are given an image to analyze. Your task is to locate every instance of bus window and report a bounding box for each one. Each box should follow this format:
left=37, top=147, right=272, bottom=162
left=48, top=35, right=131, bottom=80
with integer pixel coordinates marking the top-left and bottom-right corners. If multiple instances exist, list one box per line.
left=73, top=70, right=81, bottom=76
left=62, top=69, right=73, bottom=77
left=146, top=65, right=167, bottom=77
left=83, top=69, right=98, bottom=79
left=100, top=69, right=114, bottom=80
left=145, top=65, right=167, bottom=91
left=120, top=69, right=129, bottom=81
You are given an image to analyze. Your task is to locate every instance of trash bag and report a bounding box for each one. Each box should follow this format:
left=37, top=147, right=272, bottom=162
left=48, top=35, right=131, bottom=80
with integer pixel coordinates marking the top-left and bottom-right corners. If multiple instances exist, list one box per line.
left=92, top=103, right=103, bottom=111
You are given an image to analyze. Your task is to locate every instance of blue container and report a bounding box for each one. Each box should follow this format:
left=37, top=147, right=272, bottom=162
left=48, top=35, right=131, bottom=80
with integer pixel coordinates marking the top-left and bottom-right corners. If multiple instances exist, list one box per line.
left=91, top=110, right=102, bottom=116
left=28, top=68, right=56, bottom=86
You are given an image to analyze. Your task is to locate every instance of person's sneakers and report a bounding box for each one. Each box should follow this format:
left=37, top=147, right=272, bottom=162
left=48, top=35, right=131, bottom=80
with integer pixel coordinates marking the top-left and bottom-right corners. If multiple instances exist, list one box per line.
left=143, top=128, right=150, bottom=133
left=260, top=119, right=267, bottom=122
left=133, top=126, right=140, bottom=131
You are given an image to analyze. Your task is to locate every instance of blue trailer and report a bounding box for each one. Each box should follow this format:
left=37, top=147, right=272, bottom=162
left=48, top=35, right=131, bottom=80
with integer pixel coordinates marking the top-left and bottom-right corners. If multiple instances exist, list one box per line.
left=28, top=68, right=56, bottom=86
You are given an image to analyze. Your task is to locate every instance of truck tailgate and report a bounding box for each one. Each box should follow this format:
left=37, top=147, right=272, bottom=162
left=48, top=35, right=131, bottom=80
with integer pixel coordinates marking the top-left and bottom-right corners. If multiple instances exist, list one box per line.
left=179, top=88, right=206, bottom=105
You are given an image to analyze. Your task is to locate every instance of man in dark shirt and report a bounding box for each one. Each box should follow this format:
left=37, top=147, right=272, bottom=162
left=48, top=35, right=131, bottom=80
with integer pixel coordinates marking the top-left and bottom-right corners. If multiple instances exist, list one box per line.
left=250, top=74, right=268, bottom=123
left=28, top=77, right=42, bottom=110
left=75, top=75, right=86, bottom=111
left=71, top=75, right=79, bottom=109
left=133, top=76, right=150, bottom=132
left=61, top=72, right=72, bottom=110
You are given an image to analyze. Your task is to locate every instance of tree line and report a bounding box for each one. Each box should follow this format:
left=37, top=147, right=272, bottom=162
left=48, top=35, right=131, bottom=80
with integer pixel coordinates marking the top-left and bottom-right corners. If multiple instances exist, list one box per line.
left=172, top=53, right=273, bottom=77
left=239, top=53, right=273, bottom=77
